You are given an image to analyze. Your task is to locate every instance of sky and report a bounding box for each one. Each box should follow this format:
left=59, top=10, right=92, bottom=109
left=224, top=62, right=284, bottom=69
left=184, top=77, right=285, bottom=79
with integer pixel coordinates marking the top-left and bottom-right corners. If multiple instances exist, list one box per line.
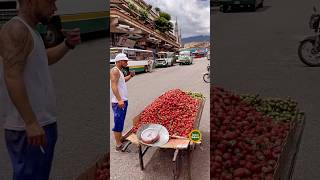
left=143, top=0, right=210, bottom=38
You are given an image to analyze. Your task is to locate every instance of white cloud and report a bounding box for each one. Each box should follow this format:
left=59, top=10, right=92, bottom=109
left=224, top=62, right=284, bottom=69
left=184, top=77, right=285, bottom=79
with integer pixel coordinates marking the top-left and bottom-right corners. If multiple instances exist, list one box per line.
left=144, top=0, right=210, bottom=38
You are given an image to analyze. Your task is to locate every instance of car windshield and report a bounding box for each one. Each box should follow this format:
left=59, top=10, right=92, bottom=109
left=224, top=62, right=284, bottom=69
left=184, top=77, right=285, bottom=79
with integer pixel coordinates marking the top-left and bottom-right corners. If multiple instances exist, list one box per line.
left=157, top=53, right=167, bottom=58
left=179, top=51, right=190, bottom=56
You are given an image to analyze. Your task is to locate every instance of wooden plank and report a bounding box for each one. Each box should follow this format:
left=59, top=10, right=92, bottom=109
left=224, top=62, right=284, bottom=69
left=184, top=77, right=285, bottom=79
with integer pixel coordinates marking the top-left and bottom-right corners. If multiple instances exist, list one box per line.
left=193, top=99, right=205, bottom=130
left=273, top=112, right=305, bottom=180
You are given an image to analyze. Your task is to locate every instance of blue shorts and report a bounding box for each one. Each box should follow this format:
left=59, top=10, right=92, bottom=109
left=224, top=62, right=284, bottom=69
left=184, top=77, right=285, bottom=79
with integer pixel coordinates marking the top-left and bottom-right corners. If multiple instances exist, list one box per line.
left=5, top=122, right=58, bottom=180
left=112, top=101, right=128, bottom=132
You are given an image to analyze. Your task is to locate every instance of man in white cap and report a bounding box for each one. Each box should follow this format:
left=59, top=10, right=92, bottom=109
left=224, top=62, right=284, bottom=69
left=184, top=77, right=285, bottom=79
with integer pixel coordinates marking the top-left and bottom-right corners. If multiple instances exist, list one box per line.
left=110, top=53, right=135, bottom=151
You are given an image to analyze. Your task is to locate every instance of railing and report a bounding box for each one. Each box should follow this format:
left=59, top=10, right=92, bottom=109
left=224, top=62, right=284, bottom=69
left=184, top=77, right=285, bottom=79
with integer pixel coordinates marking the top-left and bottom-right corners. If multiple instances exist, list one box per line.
left=111, top=8, right=180, bottom=48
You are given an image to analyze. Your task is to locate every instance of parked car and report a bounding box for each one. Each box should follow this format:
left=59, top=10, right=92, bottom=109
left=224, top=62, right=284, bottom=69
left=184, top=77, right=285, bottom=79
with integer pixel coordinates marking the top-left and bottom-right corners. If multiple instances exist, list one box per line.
left=219, top=0, right=264, bottom=12
left=176, top=51, right=193, bottom=65
left=155, top=52, right=175, bottom=67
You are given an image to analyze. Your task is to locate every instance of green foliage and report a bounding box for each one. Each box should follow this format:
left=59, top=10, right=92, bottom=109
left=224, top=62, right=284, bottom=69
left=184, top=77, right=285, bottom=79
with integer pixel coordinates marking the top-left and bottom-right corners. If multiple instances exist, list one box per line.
left=155, top=7, right=161, bottom=12
left=128, top=2, right=137, bottom=11
left=154, top=16, right=173, bottom=33
left=159, top=12, right=171, bottom=21
left=139, top=9, right=148, bottom=21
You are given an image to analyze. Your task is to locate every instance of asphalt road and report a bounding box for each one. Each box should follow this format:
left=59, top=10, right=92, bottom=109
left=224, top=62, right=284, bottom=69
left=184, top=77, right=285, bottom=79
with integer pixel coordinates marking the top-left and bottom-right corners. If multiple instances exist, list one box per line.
left=0, top=37, right=108, bottom=179
left=213, top=0, right=320, bottom=179
left=110, top=58, right=210, bottom=180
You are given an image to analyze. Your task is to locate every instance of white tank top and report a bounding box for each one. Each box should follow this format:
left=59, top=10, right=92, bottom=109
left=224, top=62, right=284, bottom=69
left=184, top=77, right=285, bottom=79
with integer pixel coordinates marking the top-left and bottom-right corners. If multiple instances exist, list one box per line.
left=0, top=16, right=57, bottom=130
left=110, top=67, right=128, bottom=103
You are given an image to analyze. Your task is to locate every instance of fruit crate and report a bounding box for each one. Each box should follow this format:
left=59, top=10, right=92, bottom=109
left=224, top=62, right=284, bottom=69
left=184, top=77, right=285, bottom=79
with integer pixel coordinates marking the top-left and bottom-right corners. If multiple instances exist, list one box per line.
left=75, top=153, right=109, bottom=180
left=122, top=96, right=206, bottom=180
left=273, top=112, right=305, bottom=180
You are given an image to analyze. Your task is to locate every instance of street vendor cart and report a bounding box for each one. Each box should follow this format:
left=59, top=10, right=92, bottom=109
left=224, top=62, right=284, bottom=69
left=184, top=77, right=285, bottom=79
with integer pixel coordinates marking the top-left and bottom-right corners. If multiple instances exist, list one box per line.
left=121, top=94, right=206, bottom=180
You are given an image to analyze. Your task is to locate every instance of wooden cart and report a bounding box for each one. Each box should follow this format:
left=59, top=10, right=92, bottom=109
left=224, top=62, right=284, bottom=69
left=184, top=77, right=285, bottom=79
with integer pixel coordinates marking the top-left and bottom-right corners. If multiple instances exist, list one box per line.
left=122, top=98, right=206, bottom=180
left=273, top=112, right=306, bottom=180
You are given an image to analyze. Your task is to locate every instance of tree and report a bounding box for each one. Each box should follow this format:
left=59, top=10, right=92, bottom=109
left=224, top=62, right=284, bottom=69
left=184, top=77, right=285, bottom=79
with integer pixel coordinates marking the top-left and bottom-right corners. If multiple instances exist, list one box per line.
left=147, top=4, right=152, bottom=11
left=139, top=9, right=148, bottom=21
left=159, top=12, right=171, bottom=21
left=154, top=15, right=173, bottom=33
left=155, top=7, right=161, bottom=13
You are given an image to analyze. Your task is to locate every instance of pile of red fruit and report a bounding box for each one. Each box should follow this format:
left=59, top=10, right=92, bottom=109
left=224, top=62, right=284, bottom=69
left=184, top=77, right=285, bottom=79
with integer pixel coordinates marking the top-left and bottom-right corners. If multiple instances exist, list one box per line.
left=132, top=89, right=200, bottom=137
left=211, top=87, right=291, bottom=180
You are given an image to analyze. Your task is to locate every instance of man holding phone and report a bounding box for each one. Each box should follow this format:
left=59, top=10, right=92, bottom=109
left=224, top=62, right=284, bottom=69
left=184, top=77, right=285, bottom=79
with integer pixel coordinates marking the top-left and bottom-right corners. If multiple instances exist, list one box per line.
left=110, top=53, right=135, bottom=152
left=0, top=0, right=81, bottom=179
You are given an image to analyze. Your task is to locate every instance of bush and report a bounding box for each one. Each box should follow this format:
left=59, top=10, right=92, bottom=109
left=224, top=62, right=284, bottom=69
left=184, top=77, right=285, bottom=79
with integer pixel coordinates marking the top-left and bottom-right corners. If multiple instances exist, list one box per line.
left=154, top=11, right=173, bottom=33
left=139, top=9, right=148, bottom=21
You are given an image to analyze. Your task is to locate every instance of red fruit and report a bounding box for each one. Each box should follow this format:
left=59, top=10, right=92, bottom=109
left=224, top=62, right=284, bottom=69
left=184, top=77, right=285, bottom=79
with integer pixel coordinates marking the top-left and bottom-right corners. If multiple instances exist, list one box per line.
left=265, top=173, right=273, bottom=180
left=223, top=153, right=232, bottom=160
left=234, top=168, right=249, bottom=178
left=240, top=160, right=246, bottom=166
left=221, top=172, right=233, bottom=180
left=215, top=155, right=223, bottom=162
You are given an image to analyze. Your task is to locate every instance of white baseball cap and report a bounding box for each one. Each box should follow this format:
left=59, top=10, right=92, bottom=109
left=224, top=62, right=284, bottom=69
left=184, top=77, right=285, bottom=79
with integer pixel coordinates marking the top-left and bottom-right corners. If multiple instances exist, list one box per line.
left=114, top=53, right=129, bottom=62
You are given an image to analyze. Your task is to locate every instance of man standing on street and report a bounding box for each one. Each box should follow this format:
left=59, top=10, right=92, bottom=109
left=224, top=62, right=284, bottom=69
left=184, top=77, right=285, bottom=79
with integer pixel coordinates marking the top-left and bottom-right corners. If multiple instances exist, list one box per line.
left=0, top=0, right=81, bottom=179
left=110, top=53, right=135, bottom=151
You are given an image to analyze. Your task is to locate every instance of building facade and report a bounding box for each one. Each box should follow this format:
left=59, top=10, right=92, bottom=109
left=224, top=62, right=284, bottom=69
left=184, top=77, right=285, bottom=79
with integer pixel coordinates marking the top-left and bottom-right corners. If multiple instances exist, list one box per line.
left=110, top=0, right=181, bottom=53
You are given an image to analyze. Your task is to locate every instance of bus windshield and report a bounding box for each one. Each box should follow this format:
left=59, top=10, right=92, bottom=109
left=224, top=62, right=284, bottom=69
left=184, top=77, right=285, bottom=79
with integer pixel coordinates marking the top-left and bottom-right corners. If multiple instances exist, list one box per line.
left=110, top=48, right=153, bottom=61
left=110, top=49, right=123, bottom=59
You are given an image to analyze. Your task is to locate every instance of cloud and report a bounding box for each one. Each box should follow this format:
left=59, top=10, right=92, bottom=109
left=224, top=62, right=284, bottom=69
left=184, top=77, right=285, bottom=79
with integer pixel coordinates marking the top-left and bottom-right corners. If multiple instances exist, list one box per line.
left=144, top=0, right=210, bottom=38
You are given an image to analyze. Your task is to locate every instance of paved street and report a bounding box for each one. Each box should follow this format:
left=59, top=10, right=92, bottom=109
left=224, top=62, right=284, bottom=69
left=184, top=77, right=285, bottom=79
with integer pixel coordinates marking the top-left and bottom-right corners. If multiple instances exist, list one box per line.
left=213, top=0, right=320, bottom=179
left=110, top=58, right=210, bottom=180
left=0, top=37, right=108, bottom=179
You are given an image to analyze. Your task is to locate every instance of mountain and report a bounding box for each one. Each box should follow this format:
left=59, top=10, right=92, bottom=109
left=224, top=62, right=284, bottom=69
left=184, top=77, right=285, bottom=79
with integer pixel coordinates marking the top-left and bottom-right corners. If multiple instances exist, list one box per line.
left=181, top=35, right=210, bottom=44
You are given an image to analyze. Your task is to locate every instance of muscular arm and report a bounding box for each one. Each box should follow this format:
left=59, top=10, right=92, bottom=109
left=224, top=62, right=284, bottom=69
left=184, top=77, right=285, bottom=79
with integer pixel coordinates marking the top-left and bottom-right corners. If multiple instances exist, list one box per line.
left=110, top=68, right=122, bottom=102
left=0, top=21, right=37, bottom=125
left=46, top=42, right=69, bottom=65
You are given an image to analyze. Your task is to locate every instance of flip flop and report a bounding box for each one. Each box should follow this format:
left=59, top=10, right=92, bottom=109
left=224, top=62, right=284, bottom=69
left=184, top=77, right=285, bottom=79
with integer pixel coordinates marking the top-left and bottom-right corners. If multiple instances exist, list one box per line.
left=115, top=142, right=131, bottom=153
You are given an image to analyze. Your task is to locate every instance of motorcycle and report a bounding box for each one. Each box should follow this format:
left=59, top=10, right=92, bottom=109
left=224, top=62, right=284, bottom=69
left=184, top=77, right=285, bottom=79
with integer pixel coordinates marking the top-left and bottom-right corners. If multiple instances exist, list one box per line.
left=203, top=64, right=210, bottom=83
left=298, top=6, right=320, bottom=66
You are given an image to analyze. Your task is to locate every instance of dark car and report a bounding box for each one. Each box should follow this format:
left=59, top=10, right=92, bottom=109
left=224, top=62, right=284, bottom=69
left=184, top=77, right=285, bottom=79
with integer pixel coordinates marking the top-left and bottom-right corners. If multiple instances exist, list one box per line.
left=219, top=0, right=264, bottom=12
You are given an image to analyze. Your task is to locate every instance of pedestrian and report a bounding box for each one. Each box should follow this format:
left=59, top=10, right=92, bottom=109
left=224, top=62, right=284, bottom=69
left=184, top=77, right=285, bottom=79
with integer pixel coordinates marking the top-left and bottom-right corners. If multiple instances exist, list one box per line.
left=110, top=53, right=135, bottom=152
left=0, top=0, right=81, bottom=179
